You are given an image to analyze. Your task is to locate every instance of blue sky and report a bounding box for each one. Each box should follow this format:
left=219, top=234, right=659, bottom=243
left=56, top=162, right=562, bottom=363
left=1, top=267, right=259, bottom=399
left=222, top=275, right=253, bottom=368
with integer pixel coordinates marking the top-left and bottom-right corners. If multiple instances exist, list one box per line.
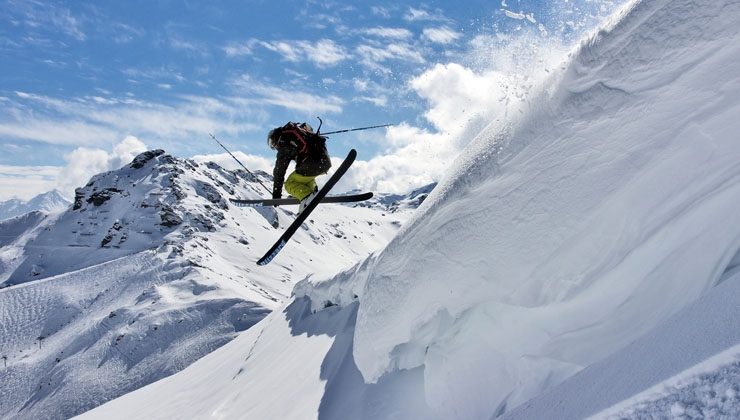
left=0, top=0, right=621, bottom=200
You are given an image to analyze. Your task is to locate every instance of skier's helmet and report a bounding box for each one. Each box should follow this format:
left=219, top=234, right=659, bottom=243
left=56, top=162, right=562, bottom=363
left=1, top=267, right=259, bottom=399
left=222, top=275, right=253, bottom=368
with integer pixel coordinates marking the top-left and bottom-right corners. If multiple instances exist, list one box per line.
left=267, top=129, right=278, bottom=150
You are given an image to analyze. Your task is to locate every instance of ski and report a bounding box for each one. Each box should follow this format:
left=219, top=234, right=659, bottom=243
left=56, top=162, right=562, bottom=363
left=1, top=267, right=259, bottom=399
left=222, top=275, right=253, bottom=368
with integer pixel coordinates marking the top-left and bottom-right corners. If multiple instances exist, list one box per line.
left=230, top=192, right=372, bottom=207
left=257, top=149, right=357, bottom=266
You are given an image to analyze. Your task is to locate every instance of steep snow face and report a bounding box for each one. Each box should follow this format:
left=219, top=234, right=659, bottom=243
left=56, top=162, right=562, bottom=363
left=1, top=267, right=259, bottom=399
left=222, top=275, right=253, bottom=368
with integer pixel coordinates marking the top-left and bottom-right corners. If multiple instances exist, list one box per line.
left=0, top=149, right=423, bottom=419
left=350, top=0, right=740, bottom=418
left=499, top=270, right=740, bottom=420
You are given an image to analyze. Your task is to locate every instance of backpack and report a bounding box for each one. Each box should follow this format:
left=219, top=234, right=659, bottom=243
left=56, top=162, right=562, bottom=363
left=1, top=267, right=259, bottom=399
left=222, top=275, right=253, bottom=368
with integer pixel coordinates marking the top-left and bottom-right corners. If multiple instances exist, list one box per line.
left=275, top=122, right=331, bottom=174
left=278, top=122, right=325, bottom=153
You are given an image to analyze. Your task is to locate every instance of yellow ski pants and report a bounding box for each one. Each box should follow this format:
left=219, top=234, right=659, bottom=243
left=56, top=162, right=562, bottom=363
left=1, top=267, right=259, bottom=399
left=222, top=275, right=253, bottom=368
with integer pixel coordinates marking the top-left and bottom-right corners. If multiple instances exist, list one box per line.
left=284, top=171, right=321, bottom=200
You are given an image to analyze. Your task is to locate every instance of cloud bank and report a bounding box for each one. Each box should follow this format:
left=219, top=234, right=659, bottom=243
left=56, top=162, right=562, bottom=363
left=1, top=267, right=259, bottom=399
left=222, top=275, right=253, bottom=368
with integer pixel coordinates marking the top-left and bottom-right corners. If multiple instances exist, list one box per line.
left=54, top=136, right=148, bottom=196
left=0, top=1, right=618, bottom=201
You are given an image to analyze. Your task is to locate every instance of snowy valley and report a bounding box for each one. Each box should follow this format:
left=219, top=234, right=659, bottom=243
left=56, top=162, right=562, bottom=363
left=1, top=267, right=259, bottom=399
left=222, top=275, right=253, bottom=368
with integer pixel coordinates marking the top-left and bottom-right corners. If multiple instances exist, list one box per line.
left=0, top=150, right=427, bottom=419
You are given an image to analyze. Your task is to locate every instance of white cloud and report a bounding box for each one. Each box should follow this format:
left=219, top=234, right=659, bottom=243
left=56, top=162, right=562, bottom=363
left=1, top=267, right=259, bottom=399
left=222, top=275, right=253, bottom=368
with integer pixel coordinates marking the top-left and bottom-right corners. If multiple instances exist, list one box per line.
left=358, top=95, right=388, bottom=107
left=49, top=6, right=86, bottom=41
left=169, top=36, right=209, bottom=57
left=410, top=63, right=503, bottom=132
left=56, top=136, right=148, bottom=196
left=337, top=124, right=451, bottom=195
left=404, top=7, right=434, bottom=22
left=225, top=38, right=350, bottom=67
left=0, top=136, right=276, bottom=202
left=305, top=39, right=350, bottom=67
left=261, top=40, right=301, bottom=61
left=111, top=23, right=144, bottom=44
left=222, top=40, right=255, bottom=57
left=0, top=99, right=119, bottom=146
left=110, top=135, right=148, bottom=169
left=352, top=78, right=391, bottom=107
left=361, top=27, right=414, bottom=39
left=11, top=1, right=87, bottom=41
left=230, top=75, right=344, bottom=115
left=1, top=91, right=262, bottom=148
left=371, top=7, right=391, bottom=19
left=356, top=43, right=425, bottom=68
left=121, top=66, right=183, bottom=83
left=422, top=27, right=462, bottom=44
left=256, top=39, right=350, bottom=68
left=0, top=55, right=532, bottom=200
left=403, top=7, right=450, bottom=23
left=338, top=68, right=498, bottom=193
left=57, top=148, right=110, bottom=192
left=338, top=60, right=531, bottom=195
left=0, top=165, right=60, bottom=201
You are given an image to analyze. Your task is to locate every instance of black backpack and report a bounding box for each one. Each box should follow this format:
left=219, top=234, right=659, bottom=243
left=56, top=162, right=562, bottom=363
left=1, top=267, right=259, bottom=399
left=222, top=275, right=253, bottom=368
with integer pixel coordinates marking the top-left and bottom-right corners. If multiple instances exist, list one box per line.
left=277, top=122, right=326, bottom=154
left=276, top=122, right=331, bottom=174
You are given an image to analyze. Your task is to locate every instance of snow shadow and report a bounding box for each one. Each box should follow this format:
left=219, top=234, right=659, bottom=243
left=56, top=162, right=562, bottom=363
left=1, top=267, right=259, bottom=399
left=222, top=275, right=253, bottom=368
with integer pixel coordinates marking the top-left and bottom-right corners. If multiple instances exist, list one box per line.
left=284, top=297, right=437, bottom=420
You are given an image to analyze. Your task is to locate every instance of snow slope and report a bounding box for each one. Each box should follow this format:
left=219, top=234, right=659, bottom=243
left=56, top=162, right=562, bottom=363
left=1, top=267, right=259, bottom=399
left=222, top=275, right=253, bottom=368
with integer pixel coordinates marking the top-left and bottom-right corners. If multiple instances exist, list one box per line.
left=501, top=268, right=740, bottom=419
left=0, top=150, right=423, bottom=419
left=77, top=0, right=740, bottom=418
left=352, top=0, right=740, bottom=416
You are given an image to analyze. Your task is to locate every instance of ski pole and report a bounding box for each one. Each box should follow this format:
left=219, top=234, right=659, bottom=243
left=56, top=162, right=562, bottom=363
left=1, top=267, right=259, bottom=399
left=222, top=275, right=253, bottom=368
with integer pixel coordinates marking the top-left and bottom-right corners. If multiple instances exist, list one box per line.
left=209, top=133, right=272, bottom=195
left=320, top=124, right=393, bottom=136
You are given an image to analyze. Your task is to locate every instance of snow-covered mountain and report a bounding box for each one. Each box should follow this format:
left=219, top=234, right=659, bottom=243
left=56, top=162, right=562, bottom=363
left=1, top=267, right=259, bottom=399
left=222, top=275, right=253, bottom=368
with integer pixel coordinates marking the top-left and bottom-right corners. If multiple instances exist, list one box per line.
left=0, top=189, right=71, bottom=221
left=72, top=0, right=740, bottom=419
left=0, top=149, right=427, bottom=419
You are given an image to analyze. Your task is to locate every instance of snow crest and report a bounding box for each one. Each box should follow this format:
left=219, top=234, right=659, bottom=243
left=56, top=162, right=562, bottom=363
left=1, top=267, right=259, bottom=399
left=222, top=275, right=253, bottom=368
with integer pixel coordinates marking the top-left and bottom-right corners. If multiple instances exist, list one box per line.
left=350, top=0, right=740, bottom=417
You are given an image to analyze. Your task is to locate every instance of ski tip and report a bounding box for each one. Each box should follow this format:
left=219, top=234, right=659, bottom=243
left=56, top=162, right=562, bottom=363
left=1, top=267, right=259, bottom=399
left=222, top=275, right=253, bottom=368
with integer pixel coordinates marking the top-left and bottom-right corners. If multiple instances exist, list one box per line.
left=257, top=239, right=287, bottom=266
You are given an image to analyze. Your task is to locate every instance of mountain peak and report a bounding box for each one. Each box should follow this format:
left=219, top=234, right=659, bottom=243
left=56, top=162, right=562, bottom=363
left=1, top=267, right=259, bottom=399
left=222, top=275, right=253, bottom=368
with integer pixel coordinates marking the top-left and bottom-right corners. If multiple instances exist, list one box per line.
left=0, top=147, right=428, bottom=419
left=0, top=189, right=72, bottom=221
left=129, top=149, right=167, bottom=169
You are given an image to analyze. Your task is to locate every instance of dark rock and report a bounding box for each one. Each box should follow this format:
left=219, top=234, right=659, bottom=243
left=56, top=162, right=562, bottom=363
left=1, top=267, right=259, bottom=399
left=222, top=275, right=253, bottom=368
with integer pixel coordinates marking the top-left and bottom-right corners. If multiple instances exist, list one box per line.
left=159, top=206, right=182, bottom=227
left=73, top=188, right=85, bottom=210
left=130, top=150, right=166, bottom=169
left=86, top=188, right=122, bottom=206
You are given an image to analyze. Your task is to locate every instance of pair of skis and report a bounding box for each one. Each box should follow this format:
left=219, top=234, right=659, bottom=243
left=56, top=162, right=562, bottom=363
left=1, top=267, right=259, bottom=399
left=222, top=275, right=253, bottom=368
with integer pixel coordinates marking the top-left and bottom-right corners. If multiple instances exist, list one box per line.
left=229, top=192, right=372, bottom=208
left=234, top=149, right=367, bottom=265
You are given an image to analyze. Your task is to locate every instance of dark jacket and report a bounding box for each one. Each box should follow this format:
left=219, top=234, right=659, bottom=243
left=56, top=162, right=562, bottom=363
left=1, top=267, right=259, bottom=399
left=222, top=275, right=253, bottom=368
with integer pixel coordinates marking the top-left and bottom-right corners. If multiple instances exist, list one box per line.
left=272, top=126, right=331, bottom=199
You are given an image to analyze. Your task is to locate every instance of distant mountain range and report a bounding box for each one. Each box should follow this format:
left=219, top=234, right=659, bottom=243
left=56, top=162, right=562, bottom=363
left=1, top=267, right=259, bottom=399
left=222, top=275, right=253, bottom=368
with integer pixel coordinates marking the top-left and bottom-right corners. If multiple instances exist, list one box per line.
left=0, top=149, right=431, bottom=419
left=0, top=189, right=71, bottom=221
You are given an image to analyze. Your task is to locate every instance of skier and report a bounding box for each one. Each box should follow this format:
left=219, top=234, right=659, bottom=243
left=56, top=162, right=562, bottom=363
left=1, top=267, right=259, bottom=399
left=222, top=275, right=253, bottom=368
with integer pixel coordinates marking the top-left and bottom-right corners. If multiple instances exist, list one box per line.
left=268, top=122, right=332, bottom=212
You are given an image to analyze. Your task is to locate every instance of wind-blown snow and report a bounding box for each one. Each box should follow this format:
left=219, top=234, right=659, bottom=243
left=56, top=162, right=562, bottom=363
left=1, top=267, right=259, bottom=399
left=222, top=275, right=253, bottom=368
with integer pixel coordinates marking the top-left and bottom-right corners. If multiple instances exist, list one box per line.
left=353, top=0, right=740, bottom=416
left=73, top=0, right=740, bottom=418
